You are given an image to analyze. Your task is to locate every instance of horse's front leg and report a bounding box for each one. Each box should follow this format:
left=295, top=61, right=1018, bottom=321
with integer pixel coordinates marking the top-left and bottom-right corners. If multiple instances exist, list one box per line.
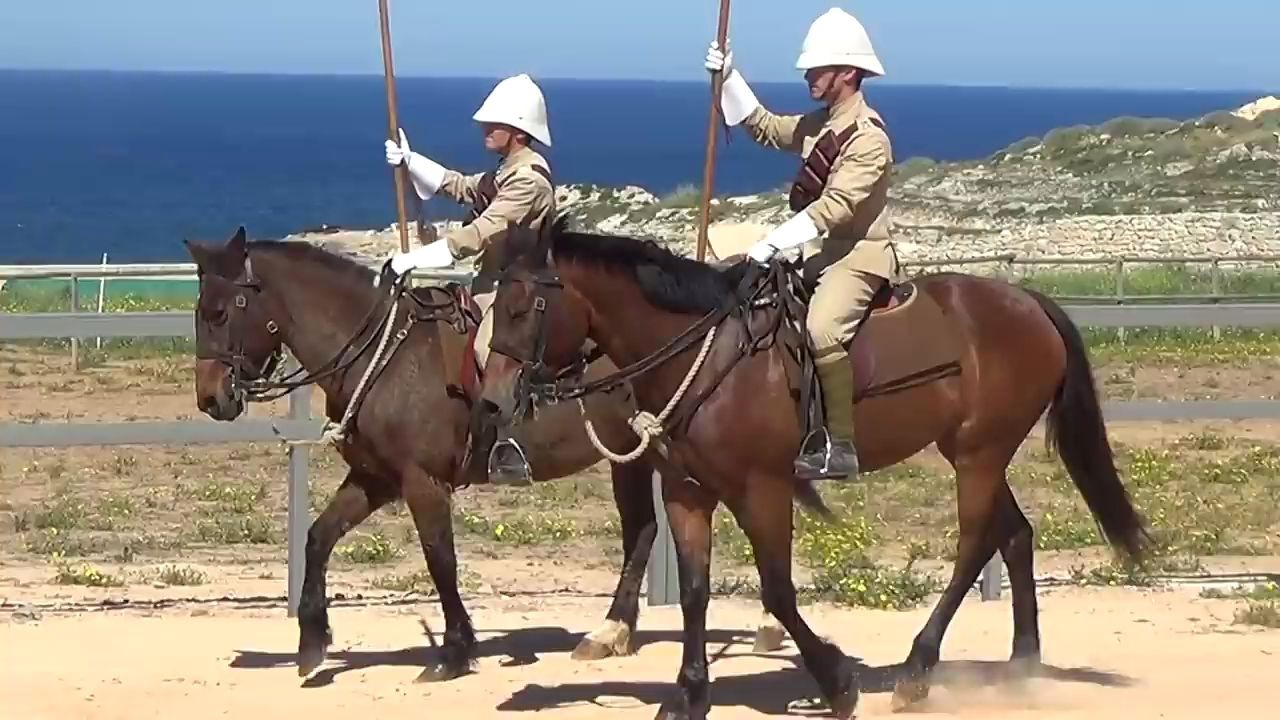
left=402, top=466, right=476, bottom=682
left=298, top=471, right=389, bottom=676
left=731, top=473, right=860, bottom=719
left=574, top=458, right=659, bottom=661
left=655, top=474, right=718, bottom=720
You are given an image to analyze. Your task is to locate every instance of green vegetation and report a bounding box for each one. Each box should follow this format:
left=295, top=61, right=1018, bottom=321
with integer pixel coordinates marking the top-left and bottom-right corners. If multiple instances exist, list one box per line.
left=155, top=565, right=209, bottom=586
left=1204, top=584, right=1280, bottom=629
left=657, top=183, right=703, bottom=209
left=336, top=532, right=403, bottom=564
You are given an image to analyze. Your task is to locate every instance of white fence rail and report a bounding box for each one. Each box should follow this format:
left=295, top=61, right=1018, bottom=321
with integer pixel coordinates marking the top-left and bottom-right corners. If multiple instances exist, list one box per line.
left=5, top=290, right=1280, bottom=606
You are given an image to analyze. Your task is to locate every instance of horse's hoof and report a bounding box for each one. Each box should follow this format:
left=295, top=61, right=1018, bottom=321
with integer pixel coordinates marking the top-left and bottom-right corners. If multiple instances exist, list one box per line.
left=571, top=636, right=635, bottom=661
left=1008, top=652, right=1042, bottom=679
left=830, top=688, right=860, bottom=720
left=785, top=697, right=831, bottom=715
left=752, top=623, right=787, bottom=653
left=414, top=659, right=472, bottom=683
left=653, top=699, right=704, bottom=720
left=297, top=646, right=327, bottom=678
left=572, top=621, right=635, bottom=661
left=296, top=629, right=332, bottom=677
left=891, top=674, right=931, bottom=712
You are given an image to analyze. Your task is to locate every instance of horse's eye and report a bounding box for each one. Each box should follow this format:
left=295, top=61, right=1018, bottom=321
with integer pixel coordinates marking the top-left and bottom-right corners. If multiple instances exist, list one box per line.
left=211, top=309, right=228, bottom=326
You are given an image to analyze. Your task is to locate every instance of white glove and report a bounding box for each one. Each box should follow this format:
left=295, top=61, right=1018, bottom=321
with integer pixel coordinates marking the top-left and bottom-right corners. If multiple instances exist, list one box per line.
left=748, top=213, right=820, bottom=265
left=390, top=239, right=455, bottom=275
left=705, top=40, right=760, bottom=126
left=704, top=40, right=735, bottom=75
left=384, top=129, right=447, bottom=200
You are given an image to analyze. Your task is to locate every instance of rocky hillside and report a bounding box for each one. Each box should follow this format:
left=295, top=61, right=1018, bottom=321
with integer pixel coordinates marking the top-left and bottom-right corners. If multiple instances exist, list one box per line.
left=297, top=96, right=1280, bottom=271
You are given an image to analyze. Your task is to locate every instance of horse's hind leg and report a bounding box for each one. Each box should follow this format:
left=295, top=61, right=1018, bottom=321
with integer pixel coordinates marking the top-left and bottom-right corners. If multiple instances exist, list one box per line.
left=574, top=459, right=658, bottom=661
left=655, top=475, right=717, bottom=720
left=997, top=485, right=1041, bottom=668
left=298, top=471, right=389, bottom=676
left=402, top=468, right=476, bottom=682
left=893, top=454, right=1008, bottom=711
left=730, top=475, right=859, bottom=719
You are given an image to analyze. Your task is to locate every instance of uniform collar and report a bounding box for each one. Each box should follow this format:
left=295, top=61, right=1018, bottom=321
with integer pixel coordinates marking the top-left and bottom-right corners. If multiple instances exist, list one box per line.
left=500, top=144, right=537, bottom=169
left=827, top=91, right=867, bottom=127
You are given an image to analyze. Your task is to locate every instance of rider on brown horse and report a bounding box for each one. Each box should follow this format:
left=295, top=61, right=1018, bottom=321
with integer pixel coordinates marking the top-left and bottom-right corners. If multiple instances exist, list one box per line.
left=381, top=73, right=556, bottom=370
left=705, top=8, right=899, bottom=482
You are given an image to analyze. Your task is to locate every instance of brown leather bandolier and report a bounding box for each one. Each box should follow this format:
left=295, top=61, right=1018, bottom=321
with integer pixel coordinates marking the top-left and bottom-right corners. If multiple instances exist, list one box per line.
left=465, top=164, right=553, bottom=223
left=465, top=163, right=553, bottom=295
left=787, top=116, right=884, bottom=212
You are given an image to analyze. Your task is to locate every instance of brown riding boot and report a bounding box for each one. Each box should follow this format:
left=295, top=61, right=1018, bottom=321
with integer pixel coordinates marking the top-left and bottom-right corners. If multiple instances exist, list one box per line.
left=794, top=352, right=859, bottom=481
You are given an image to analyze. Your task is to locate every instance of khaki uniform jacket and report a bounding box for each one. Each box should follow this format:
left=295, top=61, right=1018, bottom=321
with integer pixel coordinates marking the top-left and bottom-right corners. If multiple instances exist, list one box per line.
left=741, top=92, right=900, bottom=282
left=438, top=145, right=556, bottom=281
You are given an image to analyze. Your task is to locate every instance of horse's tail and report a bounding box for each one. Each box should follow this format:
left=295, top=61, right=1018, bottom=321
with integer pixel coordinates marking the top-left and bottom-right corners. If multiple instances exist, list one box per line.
left=1026, top=288, right=1150, bottom=561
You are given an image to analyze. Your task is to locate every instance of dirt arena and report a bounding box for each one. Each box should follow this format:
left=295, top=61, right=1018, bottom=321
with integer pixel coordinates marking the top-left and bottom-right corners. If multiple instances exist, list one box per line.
left=2, top=342, right=1279, bottom=718
left=2, top=583, right=1276, bottom=719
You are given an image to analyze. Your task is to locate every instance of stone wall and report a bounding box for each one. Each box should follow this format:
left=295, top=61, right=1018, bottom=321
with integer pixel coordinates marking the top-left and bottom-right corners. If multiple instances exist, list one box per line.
left=896, top=212, right=1280, bottom=270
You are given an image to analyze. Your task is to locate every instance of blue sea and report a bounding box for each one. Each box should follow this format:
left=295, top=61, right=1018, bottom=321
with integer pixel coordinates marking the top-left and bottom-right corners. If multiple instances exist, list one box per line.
left=0, top=69, right=1269, bottom=264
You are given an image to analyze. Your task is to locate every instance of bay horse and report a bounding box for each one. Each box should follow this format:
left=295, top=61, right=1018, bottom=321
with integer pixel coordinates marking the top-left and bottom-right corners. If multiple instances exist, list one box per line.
left=183, top=226, right=787, bottom=683
left=478, top=218, right=1150, bottom=719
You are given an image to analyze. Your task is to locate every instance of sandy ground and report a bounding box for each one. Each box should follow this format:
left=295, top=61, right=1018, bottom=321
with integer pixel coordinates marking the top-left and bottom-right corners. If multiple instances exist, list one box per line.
left=1, top=585, right=1275, bottom=720
left=3, top=345, right=1280, bottom=718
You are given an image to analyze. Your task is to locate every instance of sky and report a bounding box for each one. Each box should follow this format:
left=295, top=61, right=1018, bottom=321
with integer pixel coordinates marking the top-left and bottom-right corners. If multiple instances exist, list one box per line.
left=2, top=1, right=1277, bottom=91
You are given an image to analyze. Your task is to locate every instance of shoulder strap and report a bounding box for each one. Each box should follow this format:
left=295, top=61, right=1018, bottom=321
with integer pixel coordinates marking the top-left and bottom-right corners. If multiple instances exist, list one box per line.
left=787, top=116, right=885, bottom=212
left=466, top=171, right=499, bottom=224
left=464, top=164, right=554, bottom=224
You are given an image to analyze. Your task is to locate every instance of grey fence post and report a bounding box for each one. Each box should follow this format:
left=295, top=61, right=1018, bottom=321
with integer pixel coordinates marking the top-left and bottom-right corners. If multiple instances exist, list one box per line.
left=980, top=554, right=1002, bottom=601
left=647, top=472, right=679, bottom=606
left=287, top=378, right=312, bottom=617
left=70, top=275, right=81, bottom=371
left=1211, top=259, right=1222, bottom=341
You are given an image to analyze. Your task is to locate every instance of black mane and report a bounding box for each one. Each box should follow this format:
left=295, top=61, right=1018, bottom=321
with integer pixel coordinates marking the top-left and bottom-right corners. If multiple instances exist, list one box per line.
left=541, top=217, right=744, bottom=315
left=248, top=239, right=376, bottom=282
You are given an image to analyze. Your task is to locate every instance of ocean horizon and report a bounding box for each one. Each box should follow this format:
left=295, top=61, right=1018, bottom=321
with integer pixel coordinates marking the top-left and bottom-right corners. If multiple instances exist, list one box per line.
left=1, top=69, right=1271, bottom=264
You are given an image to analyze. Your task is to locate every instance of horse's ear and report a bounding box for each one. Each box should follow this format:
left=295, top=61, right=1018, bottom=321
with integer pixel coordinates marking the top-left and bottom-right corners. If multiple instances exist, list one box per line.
left=183, top=238, right=214, bottom=275
left=226, top=225, right=248, bottom=264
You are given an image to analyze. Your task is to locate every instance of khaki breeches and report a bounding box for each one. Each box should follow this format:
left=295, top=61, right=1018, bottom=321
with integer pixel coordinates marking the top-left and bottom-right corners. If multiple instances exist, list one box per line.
left=803, top=238, right=898, bottom=358
left=473, top=290, right=496, bottom=369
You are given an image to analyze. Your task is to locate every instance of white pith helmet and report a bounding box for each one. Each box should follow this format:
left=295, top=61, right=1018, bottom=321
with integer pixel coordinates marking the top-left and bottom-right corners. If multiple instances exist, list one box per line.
left=795, top=7, right=885, bottom=77
left=472, top=73, right=552, bottom=147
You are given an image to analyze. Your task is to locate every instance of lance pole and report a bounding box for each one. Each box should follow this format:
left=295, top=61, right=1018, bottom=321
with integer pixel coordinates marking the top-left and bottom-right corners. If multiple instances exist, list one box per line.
left=377, top=0, right=412, bottom=253
left=695, top=0, right=732, bottom=262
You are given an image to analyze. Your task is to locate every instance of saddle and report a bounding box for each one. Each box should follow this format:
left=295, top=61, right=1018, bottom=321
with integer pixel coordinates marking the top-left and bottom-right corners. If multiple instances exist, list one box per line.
left=755, top=263, right=963, bottom=445
left=408, top=283, right=484, bottom=401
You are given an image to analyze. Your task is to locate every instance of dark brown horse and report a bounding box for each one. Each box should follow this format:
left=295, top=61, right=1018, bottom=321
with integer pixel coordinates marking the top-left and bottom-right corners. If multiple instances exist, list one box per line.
left=478, top=219, right=1150, bottom=720
left=184, top=226, right=778, bottom=683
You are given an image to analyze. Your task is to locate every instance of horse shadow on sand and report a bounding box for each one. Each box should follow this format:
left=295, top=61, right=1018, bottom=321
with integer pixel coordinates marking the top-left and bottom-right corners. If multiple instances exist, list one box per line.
left=230, top=623, right=1135, bottom=713
left=495, top=632, right=1136, bottom=716
left=230, top=623, right=758, bottom=689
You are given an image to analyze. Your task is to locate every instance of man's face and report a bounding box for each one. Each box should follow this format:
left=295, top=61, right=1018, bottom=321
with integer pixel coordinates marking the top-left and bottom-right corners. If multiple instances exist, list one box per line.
left=482, top=123, right=519, bottom=153
left=805, top=66, right=859, bottom=103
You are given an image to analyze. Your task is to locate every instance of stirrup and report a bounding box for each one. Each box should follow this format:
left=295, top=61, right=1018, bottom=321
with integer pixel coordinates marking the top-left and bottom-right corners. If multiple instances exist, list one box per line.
left=794, top=427, right=859, bottom=481
left=487, top=433, right=533, bottom=486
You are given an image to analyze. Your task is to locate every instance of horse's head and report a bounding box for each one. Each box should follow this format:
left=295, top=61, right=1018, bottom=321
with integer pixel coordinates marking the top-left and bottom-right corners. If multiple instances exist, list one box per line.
left=184, top=226, right=284, bottom=421
left=485, top=218, right=591, bottom=427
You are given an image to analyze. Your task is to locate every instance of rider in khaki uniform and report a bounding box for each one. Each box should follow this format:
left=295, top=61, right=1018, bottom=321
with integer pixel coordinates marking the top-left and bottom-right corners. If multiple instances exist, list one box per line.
left=382, top=73, right=556, bottom=368
left=705, top=7, right=899, bottom=480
